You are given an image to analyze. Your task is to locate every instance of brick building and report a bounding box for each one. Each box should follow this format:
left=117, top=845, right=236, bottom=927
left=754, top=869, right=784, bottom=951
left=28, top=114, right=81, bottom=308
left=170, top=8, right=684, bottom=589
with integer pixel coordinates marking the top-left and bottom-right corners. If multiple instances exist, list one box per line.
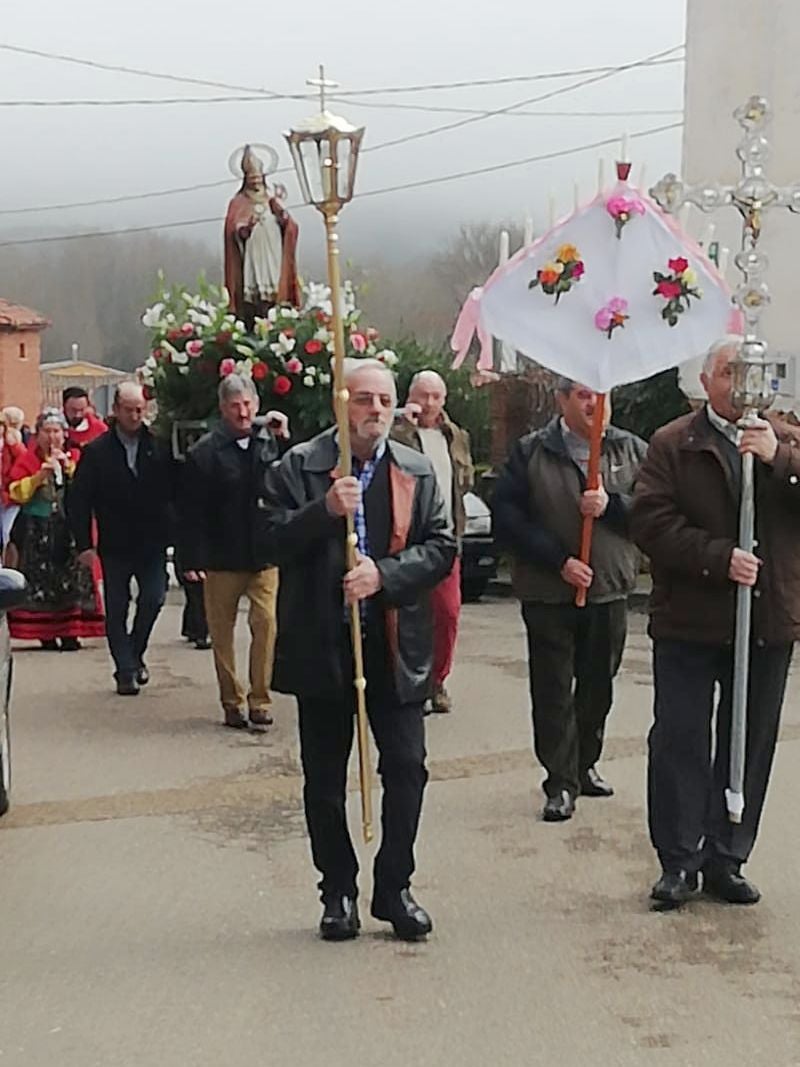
left=0, top=299, right=49, bottom=424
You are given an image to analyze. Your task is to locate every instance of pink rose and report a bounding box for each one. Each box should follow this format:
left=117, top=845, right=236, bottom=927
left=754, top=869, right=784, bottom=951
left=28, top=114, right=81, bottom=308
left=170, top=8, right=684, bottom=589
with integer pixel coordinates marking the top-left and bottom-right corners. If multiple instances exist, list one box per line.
left=350, top=332, right=367, bottom=353
left=219, top=358, right=236, bottom=377
left=571, top=261, right=585, bottom=279
left=607, top=297, right=628, bottom=314
left=606, top=195, right=628, bottom=218
left=186, top=339, right=204, bottom=357
left=594, top=308, right=613, bottom=331
left=285, top=356, right=303, bottom=374
left=180, top=323, right=194, bottom=336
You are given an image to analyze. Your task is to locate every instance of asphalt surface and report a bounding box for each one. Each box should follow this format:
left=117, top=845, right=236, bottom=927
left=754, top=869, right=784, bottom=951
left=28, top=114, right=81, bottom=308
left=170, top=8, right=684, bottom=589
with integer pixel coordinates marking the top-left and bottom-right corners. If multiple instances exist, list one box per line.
left=2, top=592, right=800, bottom=1066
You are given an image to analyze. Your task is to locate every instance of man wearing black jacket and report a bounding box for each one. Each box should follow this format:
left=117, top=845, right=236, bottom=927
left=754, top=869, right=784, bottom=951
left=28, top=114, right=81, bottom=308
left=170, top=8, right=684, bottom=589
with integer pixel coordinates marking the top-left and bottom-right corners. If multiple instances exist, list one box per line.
left=180, top=374, right=288, bottom=730
left=69, top=382, right=174, bottom=696
left=259, top=359, right=455, bottom=942
left=492, top=379, right=646, bottom=822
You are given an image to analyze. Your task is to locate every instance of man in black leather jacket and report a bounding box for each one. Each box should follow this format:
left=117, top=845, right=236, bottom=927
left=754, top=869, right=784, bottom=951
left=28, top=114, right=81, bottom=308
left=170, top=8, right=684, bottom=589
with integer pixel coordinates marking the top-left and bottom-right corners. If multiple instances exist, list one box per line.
left=259, top=359, right=455, bottom=943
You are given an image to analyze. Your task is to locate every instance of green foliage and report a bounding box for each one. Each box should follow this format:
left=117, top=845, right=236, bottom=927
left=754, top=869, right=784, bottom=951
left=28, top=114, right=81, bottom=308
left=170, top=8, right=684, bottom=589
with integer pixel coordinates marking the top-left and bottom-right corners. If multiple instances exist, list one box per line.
left=388, top=338, right=491, bottom=464
left=612, top=368, right=690, bottom=441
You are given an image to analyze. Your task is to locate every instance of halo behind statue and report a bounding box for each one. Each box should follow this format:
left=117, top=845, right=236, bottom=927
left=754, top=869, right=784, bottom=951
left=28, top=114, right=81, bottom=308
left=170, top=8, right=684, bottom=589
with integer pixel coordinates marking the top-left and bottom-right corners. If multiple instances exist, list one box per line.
left=228, top=143, right=280, bottom=179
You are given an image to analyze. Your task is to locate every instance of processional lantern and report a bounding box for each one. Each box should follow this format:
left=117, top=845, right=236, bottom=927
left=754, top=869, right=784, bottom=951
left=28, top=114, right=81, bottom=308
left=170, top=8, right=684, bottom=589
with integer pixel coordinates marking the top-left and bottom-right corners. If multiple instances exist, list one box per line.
left=284, top=69, right=373, bottom=844
left=651, top=96, right=800, bottom=824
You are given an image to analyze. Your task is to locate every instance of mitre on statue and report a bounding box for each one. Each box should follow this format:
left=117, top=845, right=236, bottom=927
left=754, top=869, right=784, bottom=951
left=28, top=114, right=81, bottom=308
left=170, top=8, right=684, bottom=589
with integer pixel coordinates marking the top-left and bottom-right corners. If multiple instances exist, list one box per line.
left=451, top=175, right=737, bottom=393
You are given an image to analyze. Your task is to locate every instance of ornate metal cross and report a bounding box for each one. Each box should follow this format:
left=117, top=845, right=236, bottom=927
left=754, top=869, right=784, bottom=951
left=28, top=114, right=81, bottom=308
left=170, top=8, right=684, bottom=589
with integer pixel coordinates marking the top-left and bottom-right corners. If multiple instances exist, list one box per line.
left=650, top=95, right=800, bottom=405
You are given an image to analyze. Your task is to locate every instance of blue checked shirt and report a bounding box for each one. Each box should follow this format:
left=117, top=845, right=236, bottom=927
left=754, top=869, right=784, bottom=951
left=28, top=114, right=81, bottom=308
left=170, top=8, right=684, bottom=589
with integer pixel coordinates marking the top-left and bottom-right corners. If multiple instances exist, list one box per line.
left=344, top=440, right=386, bottom=620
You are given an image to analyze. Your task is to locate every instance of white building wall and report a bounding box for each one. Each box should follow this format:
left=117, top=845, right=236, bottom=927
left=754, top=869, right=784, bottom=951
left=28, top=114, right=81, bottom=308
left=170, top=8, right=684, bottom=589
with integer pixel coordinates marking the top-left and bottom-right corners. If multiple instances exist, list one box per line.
left=679, top=0, right=800, bottom=406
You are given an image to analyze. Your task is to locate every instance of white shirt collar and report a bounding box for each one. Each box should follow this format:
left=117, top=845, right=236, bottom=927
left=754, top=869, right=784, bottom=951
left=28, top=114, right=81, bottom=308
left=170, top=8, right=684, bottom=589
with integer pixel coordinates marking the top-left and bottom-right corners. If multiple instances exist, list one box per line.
left=706, top=403, right=742, bottom=444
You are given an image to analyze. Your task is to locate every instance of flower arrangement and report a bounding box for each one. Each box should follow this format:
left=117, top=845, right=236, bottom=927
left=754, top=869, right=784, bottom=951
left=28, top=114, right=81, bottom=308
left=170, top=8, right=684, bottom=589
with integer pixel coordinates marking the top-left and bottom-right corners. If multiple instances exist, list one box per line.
left=652, top=257, right=703, bottom=327
left=605, top=194, right=646, bottom=239
left=138, top=276, right=398, bottom=438
left=528, top=243, right=585, bottom=304
left=594, top=297, right=629, bottom=339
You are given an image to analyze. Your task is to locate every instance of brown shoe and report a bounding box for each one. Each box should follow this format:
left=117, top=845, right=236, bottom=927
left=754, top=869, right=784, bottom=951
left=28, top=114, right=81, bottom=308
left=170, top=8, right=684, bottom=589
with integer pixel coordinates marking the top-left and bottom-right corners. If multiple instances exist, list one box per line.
left=249, top=708, right=274, bottom=728
left=223, top=706, right=249, bottom=730
left=431, top=685, right=452, bottom=714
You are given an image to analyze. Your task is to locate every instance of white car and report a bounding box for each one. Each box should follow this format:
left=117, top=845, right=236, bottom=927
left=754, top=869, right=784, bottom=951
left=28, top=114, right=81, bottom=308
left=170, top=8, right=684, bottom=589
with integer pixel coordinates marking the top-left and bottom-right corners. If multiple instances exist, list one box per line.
left=0, top=568, right=27, bottom=816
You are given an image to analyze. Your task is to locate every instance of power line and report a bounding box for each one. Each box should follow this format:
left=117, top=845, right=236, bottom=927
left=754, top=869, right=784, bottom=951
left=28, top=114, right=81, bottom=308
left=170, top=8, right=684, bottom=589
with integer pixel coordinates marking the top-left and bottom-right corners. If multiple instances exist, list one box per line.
left=0, top=94, right=684, bottom=119
left=358, top=44, right=684, bottom=155
left=0, top=43, right=683, bottom=218
left=0, top=41, right=683, bottom=102
left=0, top=121, right=681, bottom=249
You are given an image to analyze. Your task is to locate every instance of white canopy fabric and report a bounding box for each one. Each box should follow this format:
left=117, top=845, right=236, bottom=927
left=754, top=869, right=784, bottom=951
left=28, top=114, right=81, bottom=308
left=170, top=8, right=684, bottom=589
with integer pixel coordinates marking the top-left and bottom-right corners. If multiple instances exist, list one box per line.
left=452, top=183, right=737, bottom=394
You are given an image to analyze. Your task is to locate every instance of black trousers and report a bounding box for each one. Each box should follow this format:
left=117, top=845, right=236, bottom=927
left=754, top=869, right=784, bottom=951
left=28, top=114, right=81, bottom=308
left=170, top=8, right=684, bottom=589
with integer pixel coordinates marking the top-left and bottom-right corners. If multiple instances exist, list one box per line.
left=521, top=599, right=627, bottom=798
left=649, top=639, right=792, bottom=873
left=179, top=578, right=208, bottom=642
left=297, top=627, right=428, bottom=901
left=100, top=551, right=167, bottom=677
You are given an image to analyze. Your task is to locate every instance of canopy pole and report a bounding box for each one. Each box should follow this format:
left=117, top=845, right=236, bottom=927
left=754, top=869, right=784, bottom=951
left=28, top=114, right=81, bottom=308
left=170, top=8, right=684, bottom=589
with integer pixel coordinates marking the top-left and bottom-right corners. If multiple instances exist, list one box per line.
left=575, top=392, right=606, bottom=609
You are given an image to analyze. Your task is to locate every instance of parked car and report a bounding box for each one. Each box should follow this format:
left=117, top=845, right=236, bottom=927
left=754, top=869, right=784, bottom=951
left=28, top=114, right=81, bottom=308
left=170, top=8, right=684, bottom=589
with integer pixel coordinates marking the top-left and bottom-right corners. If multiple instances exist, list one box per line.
left=0, top=568, right=27, bottom=817
left=460, top=491, right=499, bottom=602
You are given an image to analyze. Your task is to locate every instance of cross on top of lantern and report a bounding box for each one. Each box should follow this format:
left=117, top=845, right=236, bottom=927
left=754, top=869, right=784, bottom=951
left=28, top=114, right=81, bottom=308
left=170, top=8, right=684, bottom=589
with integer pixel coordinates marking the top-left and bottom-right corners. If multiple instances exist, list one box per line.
left=284, top=66, right=365, bottom=211
left=650, top=95, right=800, bottom=417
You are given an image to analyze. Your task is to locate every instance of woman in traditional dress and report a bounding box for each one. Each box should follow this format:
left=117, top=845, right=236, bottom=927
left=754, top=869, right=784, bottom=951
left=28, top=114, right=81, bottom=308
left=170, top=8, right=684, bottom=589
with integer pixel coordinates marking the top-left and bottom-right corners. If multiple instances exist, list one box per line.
left=6, top=409, right=105, bottom=650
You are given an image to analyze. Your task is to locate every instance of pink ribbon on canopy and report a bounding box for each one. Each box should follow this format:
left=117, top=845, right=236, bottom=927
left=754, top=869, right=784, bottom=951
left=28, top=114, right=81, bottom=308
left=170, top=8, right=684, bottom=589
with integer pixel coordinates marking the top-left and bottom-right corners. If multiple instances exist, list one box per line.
left=451, top=287, right=494, bottom=370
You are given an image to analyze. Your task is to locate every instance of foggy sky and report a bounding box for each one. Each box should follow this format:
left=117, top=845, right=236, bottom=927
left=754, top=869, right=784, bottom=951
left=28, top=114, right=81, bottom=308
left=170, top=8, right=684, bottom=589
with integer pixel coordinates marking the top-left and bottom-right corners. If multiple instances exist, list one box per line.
left=1, top=0, right=686, bottom=262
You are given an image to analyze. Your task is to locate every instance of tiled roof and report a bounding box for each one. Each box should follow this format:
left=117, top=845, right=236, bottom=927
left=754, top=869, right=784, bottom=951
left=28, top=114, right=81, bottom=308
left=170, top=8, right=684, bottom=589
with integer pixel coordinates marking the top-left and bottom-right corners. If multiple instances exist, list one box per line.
left=0, top=298, right=50, bottom=331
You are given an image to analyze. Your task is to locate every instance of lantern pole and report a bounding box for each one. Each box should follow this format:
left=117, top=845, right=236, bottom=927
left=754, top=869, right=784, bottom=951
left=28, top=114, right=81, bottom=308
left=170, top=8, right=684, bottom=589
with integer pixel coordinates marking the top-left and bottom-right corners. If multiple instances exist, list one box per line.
left=285, top=70, right=373, bottom=843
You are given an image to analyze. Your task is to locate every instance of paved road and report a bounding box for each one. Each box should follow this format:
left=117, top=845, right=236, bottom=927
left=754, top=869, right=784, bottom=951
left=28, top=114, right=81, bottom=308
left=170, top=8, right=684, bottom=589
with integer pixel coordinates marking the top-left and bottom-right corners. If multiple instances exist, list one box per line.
left=3, top=594, right=800, bottom=1066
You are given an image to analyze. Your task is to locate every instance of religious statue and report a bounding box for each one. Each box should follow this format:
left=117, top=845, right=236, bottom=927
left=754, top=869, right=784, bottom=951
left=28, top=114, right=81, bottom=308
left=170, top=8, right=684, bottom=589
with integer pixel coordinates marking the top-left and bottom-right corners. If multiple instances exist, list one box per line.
left=224, top=144, right=300, bottom=326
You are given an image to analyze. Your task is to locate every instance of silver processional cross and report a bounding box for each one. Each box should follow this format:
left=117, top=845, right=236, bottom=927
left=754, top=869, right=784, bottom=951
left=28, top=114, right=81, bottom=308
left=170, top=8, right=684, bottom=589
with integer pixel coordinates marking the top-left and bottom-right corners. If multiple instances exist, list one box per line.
left=650, top=96, right=800, bottom=823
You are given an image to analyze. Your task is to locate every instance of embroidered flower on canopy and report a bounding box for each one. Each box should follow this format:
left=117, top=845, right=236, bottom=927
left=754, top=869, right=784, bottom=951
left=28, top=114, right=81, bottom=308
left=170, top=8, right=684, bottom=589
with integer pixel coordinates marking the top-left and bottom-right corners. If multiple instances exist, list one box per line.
left=594, top=297, right=629, bottom=339
left=653, top=256, right=703, bottom=327
left=529, top=242, right=585, bottom=305
left=606, top=194, right=646, bottom=239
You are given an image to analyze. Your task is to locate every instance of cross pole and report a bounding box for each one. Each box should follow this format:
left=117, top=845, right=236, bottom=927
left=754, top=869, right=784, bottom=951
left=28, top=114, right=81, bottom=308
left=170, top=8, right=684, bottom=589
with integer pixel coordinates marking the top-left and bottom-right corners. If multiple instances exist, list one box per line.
left=650, top=95, right=800, bottom=823
left=306, top=65, right=339, bottom=113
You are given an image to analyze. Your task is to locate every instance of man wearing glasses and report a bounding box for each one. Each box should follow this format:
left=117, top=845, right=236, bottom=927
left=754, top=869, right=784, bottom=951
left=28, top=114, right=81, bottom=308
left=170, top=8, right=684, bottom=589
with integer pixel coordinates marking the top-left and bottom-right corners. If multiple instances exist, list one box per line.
left=258, top=359, right=455, bottom=942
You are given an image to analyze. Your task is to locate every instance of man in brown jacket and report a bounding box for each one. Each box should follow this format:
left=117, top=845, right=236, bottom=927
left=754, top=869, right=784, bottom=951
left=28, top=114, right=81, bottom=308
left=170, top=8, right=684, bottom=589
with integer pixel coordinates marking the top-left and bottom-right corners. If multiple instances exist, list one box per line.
left=631, top=336, right=800, bottom=908
left=392, top=371, right=473, bottom=713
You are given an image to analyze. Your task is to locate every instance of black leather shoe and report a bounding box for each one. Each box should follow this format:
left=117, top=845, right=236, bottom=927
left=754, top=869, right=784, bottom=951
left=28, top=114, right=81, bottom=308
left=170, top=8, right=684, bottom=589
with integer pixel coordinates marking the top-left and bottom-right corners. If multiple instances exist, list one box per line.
left=136, top=665, right=150, bottom=686
left=223, top=707, right=249, bottom=730
left=320, top=895, right=360, bottom=941
left=59, top=637, right=81, bottom=652
left=115, top=673, right=140, bottom=697
left=371, top=889, right=432, bottom=940
left=40, top=639, right=59, bottom=652
left=542, top=790, right=575, bottom=822
left=579, top=766, right=614, bottom=797
left=650, top=869, right=699, bottom=907
left=194, top=637, right=212, bottom=650
left=703, top=861, right=760, bottom=905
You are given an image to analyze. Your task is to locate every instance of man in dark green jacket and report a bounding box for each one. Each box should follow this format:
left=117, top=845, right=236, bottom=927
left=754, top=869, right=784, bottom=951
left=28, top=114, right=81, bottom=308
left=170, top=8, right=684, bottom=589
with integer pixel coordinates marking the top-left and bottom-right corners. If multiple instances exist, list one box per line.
left=493, top=378, right=646, bottom=822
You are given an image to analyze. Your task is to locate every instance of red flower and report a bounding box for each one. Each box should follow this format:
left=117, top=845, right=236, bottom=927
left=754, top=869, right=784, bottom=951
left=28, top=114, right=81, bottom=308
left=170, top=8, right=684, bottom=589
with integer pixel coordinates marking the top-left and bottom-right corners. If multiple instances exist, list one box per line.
left=252, top=362, right=268, bottom=381
left=152, top=347, right=164, bottom=361
left=668, top=256, right=689, bottom=274
left=166, top=329, right=182, bottom=343
left=305, top=339, right=323, bottom=355
left=282, top=328, right=295, bottom=339
left=656, top=279, right=683, bottom=299
left=272, top=375, right=292, bottom=396
left=316, top=310, right=329, bottom=324
left=215, top=331, right=233, bottom=345
left=571, top=261, right=585, bottom=279
left=142, top=384, right=154, bottom=400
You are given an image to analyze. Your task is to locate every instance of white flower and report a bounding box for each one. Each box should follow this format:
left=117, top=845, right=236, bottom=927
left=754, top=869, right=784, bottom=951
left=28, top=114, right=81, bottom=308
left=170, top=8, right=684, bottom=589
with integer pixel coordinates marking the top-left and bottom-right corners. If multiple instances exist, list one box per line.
left=267, top=307, right=280, bottom=324
left=314, top=327, right=331, bottom=343
left=172, top=349, right=189, bottom=366
left=178, top=365, right=190, bottom=375
left=303, top=375, right=315, bottom=388
left=141, top=303, right=165, bottom=328
left=282, top=306, right=300, bottom=320
left=378, top=349, right=399, bottom=367
left=235, top=343, right=254, bottom=357
left=181, top=291, right=193, bottom=303
left=305, top=364, right=317, bottom=376
left=278, top=333, right=296, bottom=355
left=144, top=355, right=158, bottom=370
left=235, top=320, right=246, bottom=332
left=166, top=313, right=176, bottom=324
left=221, top=287, right=231, bottom=308
left=318, top=372, right=331, bottom=385
left=235, top=360, right=254, bottom=378
left=224, top=314, right=237, bottom=326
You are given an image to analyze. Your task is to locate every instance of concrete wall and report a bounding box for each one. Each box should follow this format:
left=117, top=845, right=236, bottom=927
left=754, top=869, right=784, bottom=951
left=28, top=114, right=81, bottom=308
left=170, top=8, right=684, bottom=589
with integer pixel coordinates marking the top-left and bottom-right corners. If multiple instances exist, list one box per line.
left=0, top=330, right=43, bottom=426
left=679, top=0, right=800, bottom=406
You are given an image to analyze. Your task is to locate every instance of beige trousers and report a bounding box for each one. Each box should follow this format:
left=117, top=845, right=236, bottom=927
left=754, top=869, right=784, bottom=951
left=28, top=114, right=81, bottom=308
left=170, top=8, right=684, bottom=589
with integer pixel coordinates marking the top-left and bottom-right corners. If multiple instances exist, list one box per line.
left=203, top=568, right=278, bottom=714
